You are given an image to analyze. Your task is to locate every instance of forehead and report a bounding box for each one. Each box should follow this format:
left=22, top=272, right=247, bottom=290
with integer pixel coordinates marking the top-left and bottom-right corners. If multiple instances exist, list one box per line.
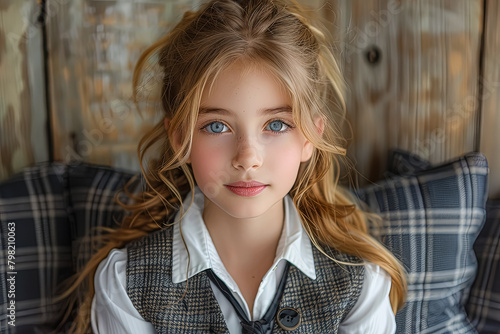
left=200, top=60, right=292, bottom=112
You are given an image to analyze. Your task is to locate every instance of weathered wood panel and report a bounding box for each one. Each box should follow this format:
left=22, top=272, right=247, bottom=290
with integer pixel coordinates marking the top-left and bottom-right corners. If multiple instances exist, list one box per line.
left=0, top=0, right=49, bottom=182
left=332, top=0, right=483, bottom=185
left=47, top=0, right=198, bottom=172
left=479, top=0, right=500, bottom=199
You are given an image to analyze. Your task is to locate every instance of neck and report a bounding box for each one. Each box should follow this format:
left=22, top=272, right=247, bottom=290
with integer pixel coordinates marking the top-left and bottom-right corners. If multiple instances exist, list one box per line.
left=202, top=198, right=284, bottom=264
left=202, top=197, right=286, bottom=318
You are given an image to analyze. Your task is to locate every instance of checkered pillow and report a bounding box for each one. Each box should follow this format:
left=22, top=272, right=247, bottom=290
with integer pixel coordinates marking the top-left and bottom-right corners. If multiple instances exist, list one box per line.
left=357, top=152, right=489, bottom=334
left=467, top=200, right=500, bottom=333
left=66, top=162, right=137, bottom=272
left=0, top=162, right=137, bottom=333
left=0, top=162, right=72, bottom=332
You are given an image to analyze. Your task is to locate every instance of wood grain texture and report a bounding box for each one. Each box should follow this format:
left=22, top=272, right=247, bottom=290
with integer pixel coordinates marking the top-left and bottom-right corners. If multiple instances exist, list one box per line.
left=332, top=0, right=483, bottom=184
left=479, top=0, right=500, bottom=199
left=0, top=0, right=47, bottom=182
left=47, top=0, right=194, bottom=172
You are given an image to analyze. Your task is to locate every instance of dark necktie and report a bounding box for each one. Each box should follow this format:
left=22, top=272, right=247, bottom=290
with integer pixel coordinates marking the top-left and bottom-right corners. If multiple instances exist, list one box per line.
left=206, top=261, right=291, bottom=334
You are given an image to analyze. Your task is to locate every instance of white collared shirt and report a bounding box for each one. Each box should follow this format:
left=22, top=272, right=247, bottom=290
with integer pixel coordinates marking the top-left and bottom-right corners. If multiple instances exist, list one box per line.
left=91, top=189, right=396, bottom=333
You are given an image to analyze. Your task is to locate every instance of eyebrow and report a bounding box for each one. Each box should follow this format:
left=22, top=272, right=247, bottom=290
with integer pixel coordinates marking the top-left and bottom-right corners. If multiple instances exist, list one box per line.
left=199, top=106, right=292, bottom=116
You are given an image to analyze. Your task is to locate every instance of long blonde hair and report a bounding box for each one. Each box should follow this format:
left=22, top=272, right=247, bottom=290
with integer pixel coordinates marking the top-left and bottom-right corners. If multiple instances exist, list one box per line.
left=58, top=0, right=406, bottom=332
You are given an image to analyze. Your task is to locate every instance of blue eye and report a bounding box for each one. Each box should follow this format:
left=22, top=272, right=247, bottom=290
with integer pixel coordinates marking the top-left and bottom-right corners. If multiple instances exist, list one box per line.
left=204, top=121, right=229, bottom=133
left=266, top=120, right=288, bottom=132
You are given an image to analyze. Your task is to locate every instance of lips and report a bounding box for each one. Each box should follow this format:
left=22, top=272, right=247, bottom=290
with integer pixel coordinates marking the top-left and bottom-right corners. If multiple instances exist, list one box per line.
left=224, top=181, right=268, bottom=197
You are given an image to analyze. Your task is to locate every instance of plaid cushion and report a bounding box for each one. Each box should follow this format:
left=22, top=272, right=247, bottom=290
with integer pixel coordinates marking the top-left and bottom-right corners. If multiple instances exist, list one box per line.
left=66, top=162, right=137, bottom=272
left=467, top=200, right=500, bottom=333
left=357, top=152, right=489, bottom=334
left=0, top=162, right=72, bottom=333
left=0, top=162, right=137, bottom=333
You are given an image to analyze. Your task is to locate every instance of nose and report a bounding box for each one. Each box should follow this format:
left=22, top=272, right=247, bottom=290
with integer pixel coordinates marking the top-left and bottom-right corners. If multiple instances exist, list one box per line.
left=231, top=137, right=263, bottom=171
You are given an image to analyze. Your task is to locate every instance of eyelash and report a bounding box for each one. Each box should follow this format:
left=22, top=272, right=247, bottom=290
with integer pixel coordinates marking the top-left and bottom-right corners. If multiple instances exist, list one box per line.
left=200, top=119, right=295, bottom=135
left=200, top=119, right=231, bottom=135
left=264, top=119, right=295, bottom=134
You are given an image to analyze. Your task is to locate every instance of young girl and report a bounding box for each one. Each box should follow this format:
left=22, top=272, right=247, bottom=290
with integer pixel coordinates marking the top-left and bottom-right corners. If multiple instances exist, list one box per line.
left=63, top=0, right=407, bottom=332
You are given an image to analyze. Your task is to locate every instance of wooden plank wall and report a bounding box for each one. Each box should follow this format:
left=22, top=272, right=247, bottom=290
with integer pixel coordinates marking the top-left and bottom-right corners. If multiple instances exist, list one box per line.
left=329, top=0, right=484, bottom=187
left=0, top=0, right=48, bottom=181
left=46, top=0, right=196, bottom=171
left=479, top=0, right=500, bottom=199
left=0, top=0, right=498, bottom=199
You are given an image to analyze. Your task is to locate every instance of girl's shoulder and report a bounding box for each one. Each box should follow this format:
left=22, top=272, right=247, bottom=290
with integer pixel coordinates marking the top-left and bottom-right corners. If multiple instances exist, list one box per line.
left=126, top=225, right=177, bottom=279
left=314, top=252, right=390, bottom=289
left=312, top=245, right=365, bottom=275
left=94, top=223, right=173, bottom=278
left=126, top=224, right=175, bottom=250
left=95, top=247, right=128, bottom=283
left=126, top=211, right=178, bottom=249
left=92, top=247, right=157, bottom=333
left=339, top=262, right=395, bottom=333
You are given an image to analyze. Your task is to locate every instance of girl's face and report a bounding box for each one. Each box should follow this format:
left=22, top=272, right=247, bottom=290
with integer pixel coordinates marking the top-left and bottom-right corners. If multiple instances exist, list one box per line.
left=189, top=61, right=313, bottom=220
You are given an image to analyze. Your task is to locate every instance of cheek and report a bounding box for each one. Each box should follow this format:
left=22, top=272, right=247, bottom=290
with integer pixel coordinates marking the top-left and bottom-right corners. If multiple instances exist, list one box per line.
left=265, top=138, right=304, bottom=175
left=190, top=138, right=229, bottom=185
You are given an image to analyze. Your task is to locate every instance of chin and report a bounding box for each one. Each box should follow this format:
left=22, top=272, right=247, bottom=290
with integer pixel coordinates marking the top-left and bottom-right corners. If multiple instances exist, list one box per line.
left=220, top=205, right=270, bottom=220
left=202, top=191, right=285, bottom=221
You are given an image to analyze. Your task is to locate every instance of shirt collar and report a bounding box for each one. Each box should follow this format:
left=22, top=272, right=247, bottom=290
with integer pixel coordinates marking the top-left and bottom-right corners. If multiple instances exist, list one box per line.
left=171, top=187, right=316, bottom=285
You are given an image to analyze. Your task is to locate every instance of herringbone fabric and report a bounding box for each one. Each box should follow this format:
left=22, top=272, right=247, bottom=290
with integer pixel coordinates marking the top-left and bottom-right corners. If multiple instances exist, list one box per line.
left=126, top=226, right=364, bottom=333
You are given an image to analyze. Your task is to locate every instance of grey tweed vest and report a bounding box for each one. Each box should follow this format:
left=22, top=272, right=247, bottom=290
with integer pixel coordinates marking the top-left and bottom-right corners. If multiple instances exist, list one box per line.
left=126, top=226, right=364, bottom=333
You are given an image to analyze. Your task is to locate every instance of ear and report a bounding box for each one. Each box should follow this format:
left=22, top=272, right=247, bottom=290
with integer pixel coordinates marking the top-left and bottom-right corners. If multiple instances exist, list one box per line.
left=301, top=117, right=324, bottom=162
left=315, top=116, right=325, bottom=135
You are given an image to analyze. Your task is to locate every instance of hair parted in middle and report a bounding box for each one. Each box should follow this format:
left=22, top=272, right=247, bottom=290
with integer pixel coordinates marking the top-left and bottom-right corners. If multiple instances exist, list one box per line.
left=60, top=1, right=406, bottom=332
